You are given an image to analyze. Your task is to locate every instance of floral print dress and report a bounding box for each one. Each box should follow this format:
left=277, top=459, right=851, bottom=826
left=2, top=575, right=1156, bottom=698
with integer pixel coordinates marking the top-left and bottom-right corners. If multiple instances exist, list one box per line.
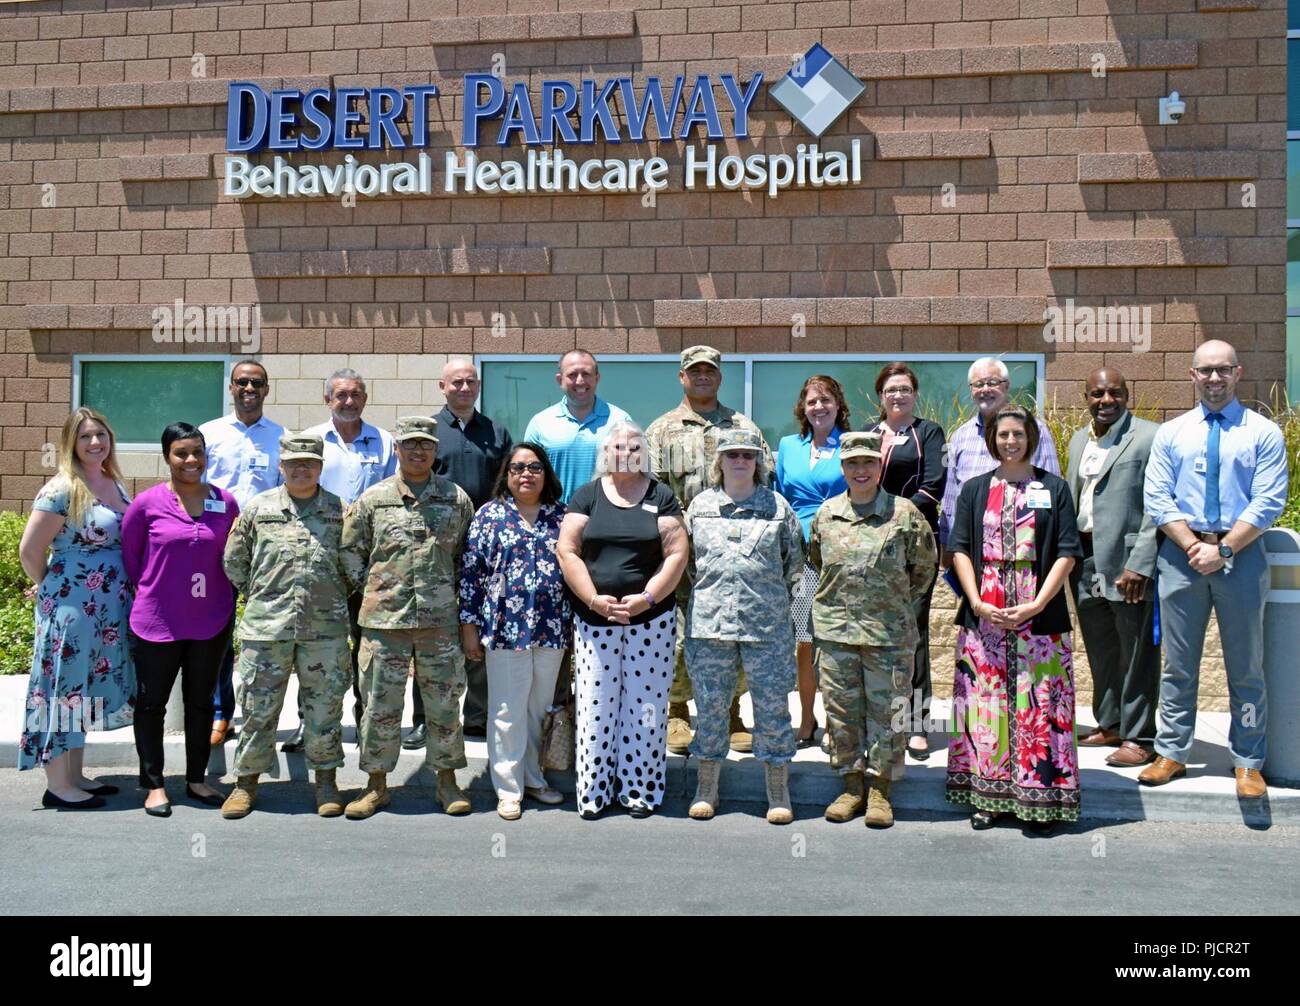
left=945, top=478, right=1080, bottom=822
left=19, top=480, right=136, bottom=770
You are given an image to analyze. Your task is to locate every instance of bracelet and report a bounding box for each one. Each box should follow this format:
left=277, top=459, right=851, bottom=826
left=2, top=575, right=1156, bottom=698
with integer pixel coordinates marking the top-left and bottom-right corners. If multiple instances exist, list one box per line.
left=643, top=589, right=656, bottom=607
left=589, top=592, right=600, bottom=610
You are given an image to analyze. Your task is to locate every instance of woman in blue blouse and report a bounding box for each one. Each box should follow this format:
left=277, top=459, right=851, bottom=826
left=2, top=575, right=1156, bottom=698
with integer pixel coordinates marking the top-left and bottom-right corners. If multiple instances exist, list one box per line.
left=459, top=443, right=570, bottom=821
left=773, top=375, right=851, bottom=748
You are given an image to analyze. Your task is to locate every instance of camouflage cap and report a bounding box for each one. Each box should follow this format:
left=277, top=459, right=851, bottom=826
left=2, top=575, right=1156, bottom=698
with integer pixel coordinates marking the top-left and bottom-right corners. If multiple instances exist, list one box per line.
left=839, top=431, right=883, bottom=461
left=716, top=428, right=764, bottom=453
left=279, top=432, right=324, bottom=462
left=681, top=345, right=722, bottom=371
left=394, top=415, right=439, bottom=444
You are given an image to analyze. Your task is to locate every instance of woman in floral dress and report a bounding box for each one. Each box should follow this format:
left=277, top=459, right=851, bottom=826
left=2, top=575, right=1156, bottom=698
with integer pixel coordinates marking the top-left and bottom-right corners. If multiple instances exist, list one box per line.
left=946, top=404, right=1083, bottom=833
left=459, top=443, right=571, bottom=821
left=17, top=408, right=135, bottom=808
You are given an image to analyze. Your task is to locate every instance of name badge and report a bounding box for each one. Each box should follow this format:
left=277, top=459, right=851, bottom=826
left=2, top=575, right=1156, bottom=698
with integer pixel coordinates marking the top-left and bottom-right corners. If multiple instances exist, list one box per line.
left=1193, top=457, right=1207, bottom=474
left=1025, top=489, right=1052, bottom=510
left=360, top=454, right=380, bottom=465
left=204, top=498, right=227, bottom=513
left=247, top=452, right=270, bottom=472
left=1079, top=453, right=1104, bottom=477
left=727, top=525, right=743, bottom=540
left=641, top=503, right=659, bottom=514
left=891, top=434, right=910, bottom=446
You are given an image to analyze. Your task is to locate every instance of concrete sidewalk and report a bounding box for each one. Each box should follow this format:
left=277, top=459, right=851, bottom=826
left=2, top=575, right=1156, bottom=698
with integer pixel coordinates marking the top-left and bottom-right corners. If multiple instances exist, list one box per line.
left=2, top=674, right=1295, bottom=826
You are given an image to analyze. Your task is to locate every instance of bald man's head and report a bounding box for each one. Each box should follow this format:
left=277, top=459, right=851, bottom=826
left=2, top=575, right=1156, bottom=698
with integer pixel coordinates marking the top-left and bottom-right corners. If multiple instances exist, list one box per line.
left=1192, top=340, right=1238, bottom=369
left=1084, top=368, right=1129, bottom=431
left=439, top=357, right=480, bottom=417
left=1189, top=340, right=1241, bottom=410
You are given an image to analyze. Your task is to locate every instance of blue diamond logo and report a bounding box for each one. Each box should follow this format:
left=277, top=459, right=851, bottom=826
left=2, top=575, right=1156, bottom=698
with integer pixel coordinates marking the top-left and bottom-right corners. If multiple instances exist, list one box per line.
left=768, top=43, right=865, bottom=137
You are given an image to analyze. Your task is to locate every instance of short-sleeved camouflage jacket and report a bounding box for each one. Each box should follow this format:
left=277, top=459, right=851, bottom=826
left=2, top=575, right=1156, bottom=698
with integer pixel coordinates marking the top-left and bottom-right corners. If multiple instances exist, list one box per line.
left=223, top=485, right=349, bottom=641
left=684, top=485, right=804, bottom=642
left=340, top=473, right=475, bottom=630
left=808, top=489, right=938, bottom=648
left=646, top=402, right=773, bottom=511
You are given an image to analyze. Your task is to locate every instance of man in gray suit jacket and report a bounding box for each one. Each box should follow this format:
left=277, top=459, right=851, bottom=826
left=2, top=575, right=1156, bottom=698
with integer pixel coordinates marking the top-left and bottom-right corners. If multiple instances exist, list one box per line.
left=1067, top=368, right=1161, bottom=767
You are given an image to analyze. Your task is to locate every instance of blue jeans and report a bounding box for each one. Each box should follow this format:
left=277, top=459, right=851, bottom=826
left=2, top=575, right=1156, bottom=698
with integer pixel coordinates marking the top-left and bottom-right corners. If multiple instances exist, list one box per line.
left=214, top=587, right=238, bottom=723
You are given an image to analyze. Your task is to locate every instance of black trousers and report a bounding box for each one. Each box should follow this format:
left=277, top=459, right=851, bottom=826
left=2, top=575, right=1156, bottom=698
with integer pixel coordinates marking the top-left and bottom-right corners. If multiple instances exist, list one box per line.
left=1070, top=543, right=1160, bottom=745
left=132, top=624, right=232, bottom=789
left=908, top=568, right=938, bottom=735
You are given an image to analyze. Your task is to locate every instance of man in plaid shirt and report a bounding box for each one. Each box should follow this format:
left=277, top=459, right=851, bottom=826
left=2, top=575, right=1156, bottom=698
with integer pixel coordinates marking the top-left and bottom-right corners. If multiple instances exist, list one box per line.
left=937, top=357, right=1060, bottom=563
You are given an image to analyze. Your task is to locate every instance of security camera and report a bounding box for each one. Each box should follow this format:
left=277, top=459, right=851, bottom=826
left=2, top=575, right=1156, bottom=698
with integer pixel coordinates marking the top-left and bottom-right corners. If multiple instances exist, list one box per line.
left=1159, top=90, right=1185, bottom=125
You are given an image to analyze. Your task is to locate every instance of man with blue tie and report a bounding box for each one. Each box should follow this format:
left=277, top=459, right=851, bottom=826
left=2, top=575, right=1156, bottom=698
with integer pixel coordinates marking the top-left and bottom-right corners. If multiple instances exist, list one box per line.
left=1141, top=340, right=1289, bottom=798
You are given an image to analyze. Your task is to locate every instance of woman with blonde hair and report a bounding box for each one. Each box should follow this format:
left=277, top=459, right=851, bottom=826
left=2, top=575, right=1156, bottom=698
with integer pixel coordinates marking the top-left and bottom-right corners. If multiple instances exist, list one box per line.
left=17, top=407, right=135, bottom=807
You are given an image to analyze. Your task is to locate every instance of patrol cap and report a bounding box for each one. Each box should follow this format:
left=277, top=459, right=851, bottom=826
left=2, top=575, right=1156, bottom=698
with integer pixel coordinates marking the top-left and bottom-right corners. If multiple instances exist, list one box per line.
left=716, top=428, right=763, bottom=454
left=839, top=431, right=883, bottom=461
left=394, top=415, right=439, bottom=444
left=681, top=345, right=722, bottom=371
left=279, top=432, right=324, bottom=462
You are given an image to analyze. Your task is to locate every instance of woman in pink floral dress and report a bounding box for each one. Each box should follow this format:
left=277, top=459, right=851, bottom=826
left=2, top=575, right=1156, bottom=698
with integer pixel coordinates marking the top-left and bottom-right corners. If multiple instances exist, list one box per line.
left=17, top=408, right=135, bottom=808
left=945, top=404, right=1082, bottom=833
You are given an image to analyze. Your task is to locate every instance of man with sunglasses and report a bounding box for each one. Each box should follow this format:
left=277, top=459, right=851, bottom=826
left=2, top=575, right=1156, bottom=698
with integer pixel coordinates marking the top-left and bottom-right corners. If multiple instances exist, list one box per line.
left=422, top=357, right=514, bottom=746
left=1141, top=340, right=1288, bottom=799
left=200, top=359, right=285, bottom=747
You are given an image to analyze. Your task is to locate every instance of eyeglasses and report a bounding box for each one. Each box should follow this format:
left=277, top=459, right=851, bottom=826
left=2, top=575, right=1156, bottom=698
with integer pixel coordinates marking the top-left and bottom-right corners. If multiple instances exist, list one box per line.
left=508, top=462, right=545, bottom=474
left=969, top=379, right=1008, bottom=390
left=723, top=451, right=757, bottom=461
left=446, top=379, right=478, bottom=389
left=233, top=378, right=266, bottom=389
left=1194, top=366, right=1236, bottom=379
left=881, top=386, right=915, bottom=397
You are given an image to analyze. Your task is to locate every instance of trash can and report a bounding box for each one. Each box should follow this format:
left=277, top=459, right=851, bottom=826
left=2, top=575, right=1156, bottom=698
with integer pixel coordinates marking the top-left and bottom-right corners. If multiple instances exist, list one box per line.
left=1262, top=527, right=1300, bottom=785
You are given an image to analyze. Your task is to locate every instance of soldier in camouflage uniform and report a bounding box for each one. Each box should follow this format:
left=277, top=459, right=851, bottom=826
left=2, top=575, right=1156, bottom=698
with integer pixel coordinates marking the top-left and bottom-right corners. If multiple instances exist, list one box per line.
left=219, top=433, right=352, bottom=820
left=809, top=431, right=938, bottom=828
left=684, top=428, right=804, bottom=824
left=339, top=416, right=476, bottom=819
left=646, top=345, right=773, bottom=755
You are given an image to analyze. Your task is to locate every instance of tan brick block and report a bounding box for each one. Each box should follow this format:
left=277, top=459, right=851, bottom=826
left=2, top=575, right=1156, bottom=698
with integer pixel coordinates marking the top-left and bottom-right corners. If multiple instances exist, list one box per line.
left=1048, top=241, right=1107, bottom=268
left=654, top=300, right=707, bottom=327
left=1078, top=153, right=1137, bottom=183
left=1106, top=240, right=1167, bottom=267
left=872, top=297, right=930, bottom=324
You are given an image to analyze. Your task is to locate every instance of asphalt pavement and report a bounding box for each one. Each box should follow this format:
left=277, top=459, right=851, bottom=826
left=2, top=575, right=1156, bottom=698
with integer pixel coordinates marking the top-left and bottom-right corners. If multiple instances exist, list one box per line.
left=2, top=770, right=1296, bottom=915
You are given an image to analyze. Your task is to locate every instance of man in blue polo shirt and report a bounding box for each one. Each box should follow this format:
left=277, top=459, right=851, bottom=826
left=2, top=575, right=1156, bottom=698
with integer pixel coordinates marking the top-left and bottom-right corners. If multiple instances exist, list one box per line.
left=1140, top=340, right=1288, bottom=799
left=523, top=349, right=631, bottom=503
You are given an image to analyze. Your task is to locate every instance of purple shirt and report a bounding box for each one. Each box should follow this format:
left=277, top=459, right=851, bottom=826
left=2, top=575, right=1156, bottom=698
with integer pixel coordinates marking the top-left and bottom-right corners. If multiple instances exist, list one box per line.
left=121, top=482, right=239, bottom=643
left=938, top=413, right=1059, bottom=545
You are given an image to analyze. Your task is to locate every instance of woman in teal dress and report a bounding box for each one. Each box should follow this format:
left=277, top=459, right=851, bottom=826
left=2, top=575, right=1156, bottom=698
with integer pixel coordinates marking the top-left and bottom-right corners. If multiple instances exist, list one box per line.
left=18, top=407, right=135, bottom=808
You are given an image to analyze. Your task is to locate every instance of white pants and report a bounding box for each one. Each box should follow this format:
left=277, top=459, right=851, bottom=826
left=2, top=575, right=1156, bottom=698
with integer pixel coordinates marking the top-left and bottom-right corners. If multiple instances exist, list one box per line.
left=486, top=646, right=565, bottom=800
left=574, top=612, right=675, bottom=813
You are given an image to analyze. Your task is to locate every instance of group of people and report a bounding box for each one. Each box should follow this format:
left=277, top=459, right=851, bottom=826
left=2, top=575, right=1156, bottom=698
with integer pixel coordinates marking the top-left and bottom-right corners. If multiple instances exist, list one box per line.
left=16, top=340, right=1288, bottom=835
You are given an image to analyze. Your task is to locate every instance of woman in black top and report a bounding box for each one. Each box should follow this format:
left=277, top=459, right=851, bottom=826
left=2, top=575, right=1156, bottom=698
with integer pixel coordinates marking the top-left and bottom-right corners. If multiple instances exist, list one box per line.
left=557, top=421, right=688, bottom=820
left=869, top=363, right=947, bottom=760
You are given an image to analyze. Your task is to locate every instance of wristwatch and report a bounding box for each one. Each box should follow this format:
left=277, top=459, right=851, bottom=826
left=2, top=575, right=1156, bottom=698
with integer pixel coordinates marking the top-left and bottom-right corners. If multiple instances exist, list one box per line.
left=1217, top=543, right=1234, bottom=560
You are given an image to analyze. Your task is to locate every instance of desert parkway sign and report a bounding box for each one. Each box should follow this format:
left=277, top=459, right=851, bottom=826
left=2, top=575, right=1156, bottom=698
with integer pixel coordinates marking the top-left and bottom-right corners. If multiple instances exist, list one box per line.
left=223, top=44, right=865, bottom=201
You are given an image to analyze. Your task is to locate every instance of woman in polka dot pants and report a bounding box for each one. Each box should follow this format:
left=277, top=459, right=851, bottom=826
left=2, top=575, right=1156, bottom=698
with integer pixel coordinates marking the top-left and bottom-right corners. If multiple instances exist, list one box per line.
left=557, top=422, right=689, bottom=819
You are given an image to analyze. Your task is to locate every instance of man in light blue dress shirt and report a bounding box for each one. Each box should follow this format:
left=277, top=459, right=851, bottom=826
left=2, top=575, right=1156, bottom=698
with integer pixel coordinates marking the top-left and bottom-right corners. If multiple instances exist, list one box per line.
left=523, top=350, right=632, bottom=504
left=200, top=360, right=285, bottom=746
left=287, top=368, right=398, bottom=751
left=1140, top=341, right=1288, bottom=799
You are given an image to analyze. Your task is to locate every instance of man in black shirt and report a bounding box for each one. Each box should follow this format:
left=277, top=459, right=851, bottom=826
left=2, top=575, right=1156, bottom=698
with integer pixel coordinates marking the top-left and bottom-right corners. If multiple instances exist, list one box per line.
left=405, top=358, right=513, bottom=746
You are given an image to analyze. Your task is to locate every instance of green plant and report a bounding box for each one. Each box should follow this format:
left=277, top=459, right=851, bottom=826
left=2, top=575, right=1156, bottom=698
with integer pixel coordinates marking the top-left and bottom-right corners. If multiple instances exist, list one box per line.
left=0, top=511, right=35, bottom=675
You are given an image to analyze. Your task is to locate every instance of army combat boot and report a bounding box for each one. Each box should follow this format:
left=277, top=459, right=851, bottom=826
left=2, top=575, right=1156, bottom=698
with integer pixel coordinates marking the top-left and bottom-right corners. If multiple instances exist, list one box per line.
left=864, top=775, right=894, bottom=829
left=314, top=769, right=344, bottom=818
left=728, top=696, right=753, bottom=753
left=689, top=759, right=722, bottom=820
left=345, top=772, right=390, bottom=820
left=765, top=763, right=793, bottom=825
left=436, top=768, right=471, bottom=815
left=667, top=701, right=693, bottom=754
left=824, top=770, right=865, bottom=823
left=221, top=776, right=258, bottom=819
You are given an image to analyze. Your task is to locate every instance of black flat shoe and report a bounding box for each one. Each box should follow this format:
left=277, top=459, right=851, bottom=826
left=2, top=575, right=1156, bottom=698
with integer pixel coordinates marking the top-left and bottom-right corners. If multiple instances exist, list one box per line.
left=185, top=786, right=225, bottom=807
left=626, top=805, right=653, bottom=819
left=144, top=802, right=172, bottom=818
left=578, top=807, right=603, bottom=821
left=401, top=722, right=428, bottom=750
left=907, top=737, right=931, bottom=762
left=41, top=790, right=106, bottom=810
left=280, top=723, right=306, bottom=753
left=1026, top=819, right=1058, bottom=835
left=970, top=810, right=1000, bottom=831
left=80, top=782, right=119, bottom=796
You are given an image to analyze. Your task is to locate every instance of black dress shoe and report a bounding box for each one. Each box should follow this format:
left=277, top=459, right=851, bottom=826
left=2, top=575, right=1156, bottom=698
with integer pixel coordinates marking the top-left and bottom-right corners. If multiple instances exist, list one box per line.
left=280, top=722, right=306, bottom=753
left=42, top=790, right=106, bottom=810
left=81, top=782, right=119, bottom=796
left=185, top=786, right=225, bottom=807
left=402, top=722, right=428, bottom=750
left=1026, top=819, right=1058, bottom=835
left=578, top=806, right=603, bottom=821
left=627, top=805, right=653, bottom=819
left=462, top=722, right=487, bottom=739
left=144, top=801, right=172, bottom=818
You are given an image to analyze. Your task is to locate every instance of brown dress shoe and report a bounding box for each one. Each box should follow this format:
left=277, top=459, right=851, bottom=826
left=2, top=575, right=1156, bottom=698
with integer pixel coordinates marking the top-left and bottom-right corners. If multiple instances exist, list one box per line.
left=1078, top=727, right=1121, bottom=747
left=1138, top=755, right=1186, bottom=786
left=1234, top=768, right=1267, bottom=799
left=1106, top=741, right=1155, bottom=767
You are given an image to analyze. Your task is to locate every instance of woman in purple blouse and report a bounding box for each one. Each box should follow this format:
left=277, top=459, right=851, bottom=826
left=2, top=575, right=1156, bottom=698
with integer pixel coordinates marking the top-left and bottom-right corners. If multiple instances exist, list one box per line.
left=121, top=422, right=239, bottom=817
left=458, top=443, right=570, bottom=821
